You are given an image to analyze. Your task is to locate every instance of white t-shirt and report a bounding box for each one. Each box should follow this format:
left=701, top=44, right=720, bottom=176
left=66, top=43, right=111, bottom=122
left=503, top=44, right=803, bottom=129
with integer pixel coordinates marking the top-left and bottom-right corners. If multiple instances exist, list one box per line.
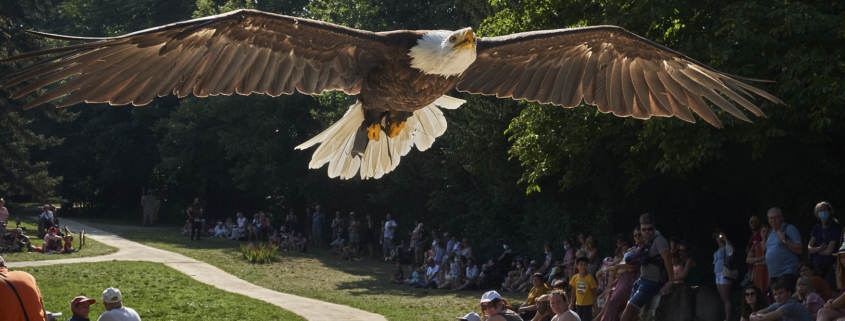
left=426, top=265, right=441, bottom=282
left=97, top=307, right=142, bottom=321
left=39, top=211, right=53, bottom=220
left=466, top=265, right=480, bottom=279
left=237, top=217, right=247, bottom=228
left=450, top=262, right=460, bottom=276
left=384, top=220, right=397, bottom=239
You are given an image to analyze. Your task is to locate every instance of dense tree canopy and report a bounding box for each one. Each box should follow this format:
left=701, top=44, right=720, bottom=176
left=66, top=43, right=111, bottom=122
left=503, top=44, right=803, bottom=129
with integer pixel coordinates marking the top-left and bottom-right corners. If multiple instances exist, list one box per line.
left=1, top=0, right=843, bottom=263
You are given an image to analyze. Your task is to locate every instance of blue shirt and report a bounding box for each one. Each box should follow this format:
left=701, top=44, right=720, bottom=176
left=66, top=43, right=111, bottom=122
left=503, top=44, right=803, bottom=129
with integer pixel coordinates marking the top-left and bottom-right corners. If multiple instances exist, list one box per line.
left=766, top=223, right=801, bottom=278
left=767, top=297, right=814, bottom=321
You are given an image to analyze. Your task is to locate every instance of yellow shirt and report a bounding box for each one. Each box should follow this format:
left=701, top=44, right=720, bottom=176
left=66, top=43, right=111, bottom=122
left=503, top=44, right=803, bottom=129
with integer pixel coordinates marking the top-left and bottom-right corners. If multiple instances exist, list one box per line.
left=526, top=283, right=550, bottom=306
left=569, top=273, right=597, bottom=306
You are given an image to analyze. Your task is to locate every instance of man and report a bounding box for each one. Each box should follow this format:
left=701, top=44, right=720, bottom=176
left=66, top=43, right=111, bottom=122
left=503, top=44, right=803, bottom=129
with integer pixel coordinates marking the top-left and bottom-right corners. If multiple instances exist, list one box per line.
left=766, top=207, right=802, bottom=293
left=0, top=255, right=48, bottom=321
left=186, top=198, right=203, bottom=241
left=42, top=227, right=64, bottom=253
left=69, top=296, right=96, bottom=321
left=457, top=257, right=480, bottom=291
left=750, top=281, right=813, bottom=321
left=312, top=205, right=324, bottom=247
left=417, top=258, right=441, bottom=288
left=518, top=273, right=550, bottom=320
left=38, top=205, right=55, bottom=236
left=2, top=228, right=36, bottom=252
left=383, top=213, right=397, bottom=259
left=98, top=287, right=141, bottom=321
left=620, top=213, right=674, bottom=321
left=140, top=190, right=159, bottom=227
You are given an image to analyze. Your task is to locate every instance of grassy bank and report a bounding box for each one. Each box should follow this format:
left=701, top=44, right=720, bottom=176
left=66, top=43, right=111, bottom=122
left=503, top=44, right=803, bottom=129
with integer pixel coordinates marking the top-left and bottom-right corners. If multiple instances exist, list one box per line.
left=2, top=218, right=117, bottom=262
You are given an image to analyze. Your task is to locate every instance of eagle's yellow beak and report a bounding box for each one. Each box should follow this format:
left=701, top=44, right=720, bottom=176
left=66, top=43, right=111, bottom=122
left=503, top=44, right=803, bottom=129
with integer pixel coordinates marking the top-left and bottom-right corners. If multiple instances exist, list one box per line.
left=452, top=29, right=475, bottom=51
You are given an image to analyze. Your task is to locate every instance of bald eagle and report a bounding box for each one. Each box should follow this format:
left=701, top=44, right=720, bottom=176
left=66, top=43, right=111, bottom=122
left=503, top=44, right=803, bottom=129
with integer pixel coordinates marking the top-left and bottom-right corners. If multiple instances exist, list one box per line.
left=2, top=9, right=783, bottom=179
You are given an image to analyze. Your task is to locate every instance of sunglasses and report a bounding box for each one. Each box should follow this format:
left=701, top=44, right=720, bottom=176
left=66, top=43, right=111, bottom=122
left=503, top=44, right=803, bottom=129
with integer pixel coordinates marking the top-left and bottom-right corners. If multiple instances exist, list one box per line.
left=641, top=227, right=655, bottom=232
left=744, top=292, right=756, bottom=297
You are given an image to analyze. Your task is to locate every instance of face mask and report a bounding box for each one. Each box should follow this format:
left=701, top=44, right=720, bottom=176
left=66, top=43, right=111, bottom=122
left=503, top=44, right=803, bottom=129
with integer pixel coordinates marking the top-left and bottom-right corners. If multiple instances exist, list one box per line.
left=545, top=251, right=550, bottom=255
left=517, top=264, right=522, bottom=269
left=819, top=211, right=831, bottom=221
left=564, top=244, right=570, bottom=250
left=503, top=245, right=509, bottom=250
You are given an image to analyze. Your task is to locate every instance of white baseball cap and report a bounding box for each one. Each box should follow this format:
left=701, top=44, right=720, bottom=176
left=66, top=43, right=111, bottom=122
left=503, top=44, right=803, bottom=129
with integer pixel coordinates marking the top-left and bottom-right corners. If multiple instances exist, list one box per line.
left=458, top=312, right=482, bottom=321
left=102, top=287, right=122, bottom=303
left=478, top=290, right=502, bottom=307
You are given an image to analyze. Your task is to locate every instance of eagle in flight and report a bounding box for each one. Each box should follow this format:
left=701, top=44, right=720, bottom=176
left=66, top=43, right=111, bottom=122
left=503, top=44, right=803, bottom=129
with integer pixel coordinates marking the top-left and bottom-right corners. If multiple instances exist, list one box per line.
left=2, top=9, right=783, bottom=179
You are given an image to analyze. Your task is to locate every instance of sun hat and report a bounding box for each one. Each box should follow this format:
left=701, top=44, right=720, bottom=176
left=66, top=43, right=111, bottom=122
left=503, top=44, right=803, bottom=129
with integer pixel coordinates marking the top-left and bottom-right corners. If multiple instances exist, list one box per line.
left=71, top=296, right=96, bottom=307
left=458, top=312, right=482, bottom=321
left=0, top=254, right=5, bottom=267
left=478, top=290, right=502, bottom=307
left=833, top=243, right=845, bottom=256
left=102, top=287, right=122, bottom=303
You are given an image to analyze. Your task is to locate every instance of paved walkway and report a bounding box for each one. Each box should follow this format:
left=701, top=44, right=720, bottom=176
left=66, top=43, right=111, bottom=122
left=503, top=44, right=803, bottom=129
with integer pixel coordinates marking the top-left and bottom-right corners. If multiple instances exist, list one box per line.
left=6, top=218, right=387, bottom=321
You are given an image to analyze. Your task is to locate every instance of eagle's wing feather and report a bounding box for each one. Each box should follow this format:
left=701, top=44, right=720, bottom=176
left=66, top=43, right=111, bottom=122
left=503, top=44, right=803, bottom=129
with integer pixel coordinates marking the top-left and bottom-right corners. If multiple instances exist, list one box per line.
left=457, top=26, right=784, bottom=128
left=2, top=9, right=393, bottom=109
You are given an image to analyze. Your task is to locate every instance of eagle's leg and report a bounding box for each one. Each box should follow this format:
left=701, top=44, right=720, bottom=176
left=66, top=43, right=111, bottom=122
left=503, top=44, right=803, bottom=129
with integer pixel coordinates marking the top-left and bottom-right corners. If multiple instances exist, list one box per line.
left=367, top=124, right=381, bottom=141
left=387, top=121, right=405, bottom=138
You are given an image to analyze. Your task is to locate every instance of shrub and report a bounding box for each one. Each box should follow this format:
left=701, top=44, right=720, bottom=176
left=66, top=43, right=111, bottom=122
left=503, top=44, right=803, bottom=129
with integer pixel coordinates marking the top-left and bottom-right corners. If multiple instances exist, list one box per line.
left=240, top=243, right=279, bottom=264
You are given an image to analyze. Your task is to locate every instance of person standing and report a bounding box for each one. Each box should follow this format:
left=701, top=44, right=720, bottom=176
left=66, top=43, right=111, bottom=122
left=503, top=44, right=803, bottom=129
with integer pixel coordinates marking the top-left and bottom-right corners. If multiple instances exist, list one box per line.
left=364, top=214, right=376, bottom=259
left=285, top=209, right=298, bottom=234
left=766, top=207, right=802, bottom=293
left=69, top=296, right=96, bottom=321
left=383, top=213, right=397, bottom=260
left=620, top=214, right=673, bottom=321
left=713, top=230, right=735, bottom=321
left=747, top=224, right=771, bottom=294
left=311, top=205, right=325, bottom=247
left=97, top=287, right=142, bottom=321
left=348, top=212, right=360, bottom=258
left=747, top=215, right=763, bottom=271
left=305, top=207, right=313, bottom=246
left=140, top=190, right=158, bottom=227
left=186, top=197, right=203, bottom=241
left=569, top=258, right=597, bottom=321
left=808, top=201, right=839, bottom=289
left=0, top=255, right=47, bottom=321
left=0, top=198, right=9, bottom=236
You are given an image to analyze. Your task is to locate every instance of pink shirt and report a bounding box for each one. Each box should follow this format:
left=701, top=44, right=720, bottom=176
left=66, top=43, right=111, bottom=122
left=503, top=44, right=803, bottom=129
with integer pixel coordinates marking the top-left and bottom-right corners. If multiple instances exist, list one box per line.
left=0, top=207, right=8, bottom=223
left=804, top=292, right=824, bottom=317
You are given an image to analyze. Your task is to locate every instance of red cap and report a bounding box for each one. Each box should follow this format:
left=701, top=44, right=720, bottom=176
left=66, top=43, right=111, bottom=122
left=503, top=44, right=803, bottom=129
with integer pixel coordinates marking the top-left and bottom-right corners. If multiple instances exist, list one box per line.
left=71, top=296, right=96, bottom=307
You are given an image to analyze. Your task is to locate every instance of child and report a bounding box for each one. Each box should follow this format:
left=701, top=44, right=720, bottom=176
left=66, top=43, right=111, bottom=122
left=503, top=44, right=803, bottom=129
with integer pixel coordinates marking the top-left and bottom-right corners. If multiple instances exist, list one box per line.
left=795, top=276, right=824, bottom=317
left=295, top=233, right=308, bottom=252
left=269, top=230, right=281, bottom=247
left=331, top=232, right=345, bottom=254
left=671, top=251, right=683, bottom=284
left=569, top=257, right=597, bottom=321
left=390, top=261, right=405, bottom=284
left=404, top=264, right=420, bottom=286
left=60, top=235, right=76, bottom=253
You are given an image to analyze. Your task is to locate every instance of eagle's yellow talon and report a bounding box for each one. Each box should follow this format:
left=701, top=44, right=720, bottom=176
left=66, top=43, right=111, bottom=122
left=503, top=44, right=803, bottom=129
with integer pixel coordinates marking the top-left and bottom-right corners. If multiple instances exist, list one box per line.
left=387, top=121, right=405, bottom=138
left=367, top=124, right=381, bottom=141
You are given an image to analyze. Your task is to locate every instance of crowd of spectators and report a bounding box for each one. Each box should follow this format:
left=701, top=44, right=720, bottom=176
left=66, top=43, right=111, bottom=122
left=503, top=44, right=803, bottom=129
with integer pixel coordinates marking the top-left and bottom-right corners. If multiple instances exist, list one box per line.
left=0, top=201, right=79, bottom=255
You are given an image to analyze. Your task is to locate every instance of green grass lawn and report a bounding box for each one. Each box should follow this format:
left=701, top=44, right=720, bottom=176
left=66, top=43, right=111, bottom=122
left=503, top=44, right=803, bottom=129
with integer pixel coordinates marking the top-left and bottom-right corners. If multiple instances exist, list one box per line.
left=119, top=228, right=525, bottom=321
left=17, top=261, right=305, bottom=321
left=2, top=218, right=117, bottom=262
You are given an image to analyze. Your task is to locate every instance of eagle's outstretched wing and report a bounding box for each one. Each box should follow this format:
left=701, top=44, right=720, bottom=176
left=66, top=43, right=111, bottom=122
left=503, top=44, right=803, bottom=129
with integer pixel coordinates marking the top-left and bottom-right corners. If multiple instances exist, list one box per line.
left=2, top=9, right=393, bottom=109
left=457, top=26, right=784, bottom=128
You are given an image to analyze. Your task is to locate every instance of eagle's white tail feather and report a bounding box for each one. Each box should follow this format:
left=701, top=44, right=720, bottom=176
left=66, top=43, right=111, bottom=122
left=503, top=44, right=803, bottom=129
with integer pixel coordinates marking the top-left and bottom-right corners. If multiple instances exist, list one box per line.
left=297, top=96, right=464, bottom=179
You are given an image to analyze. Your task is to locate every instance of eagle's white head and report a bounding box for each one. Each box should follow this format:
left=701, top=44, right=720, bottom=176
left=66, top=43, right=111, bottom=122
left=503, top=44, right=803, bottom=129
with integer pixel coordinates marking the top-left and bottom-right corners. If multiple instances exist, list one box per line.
left=408, top=28, right=477, bottom=78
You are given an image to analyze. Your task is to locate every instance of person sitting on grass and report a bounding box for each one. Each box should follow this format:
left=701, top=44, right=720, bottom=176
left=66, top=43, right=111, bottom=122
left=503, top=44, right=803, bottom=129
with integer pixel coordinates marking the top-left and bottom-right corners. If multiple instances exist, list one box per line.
left=457, top=257, right=481, bottom=291
left=60, top=235, right=76, bottom=253
left=390, top=261, right=405, bottom=284
left=405, top=264, right=421, bottom=286
left=518, top=273, right=550, bottom=320
left=437, top=255, right=459, bottom=289
left=417, top=258, right=441, bottom=288
left=68, top=296, right=96, bottom=321
left=750, top=281, right=813, bottom=321
left=181, top=220, right=191, bottom=236
left=479, top=290, right=521, bottom=321
left=248, top=213, right=261, bottom=242
left=569, top=256, right=597, bottom=321
left=548, top=290, right=580, bottom=321
left=331, top=232, right=345, bottom=255
left=269, top=230, right=281, bottom=247
left=1, top=228, right=36, bottom=252
left=516, top=260, right=540, bottom=292
left=42, top=227, right=63, bottom=253
left=295, top=233, right=307, bottom=252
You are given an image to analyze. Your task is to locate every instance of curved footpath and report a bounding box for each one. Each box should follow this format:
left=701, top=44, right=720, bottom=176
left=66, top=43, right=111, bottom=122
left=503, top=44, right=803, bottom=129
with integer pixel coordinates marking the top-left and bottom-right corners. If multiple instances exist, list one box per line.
left=6, top=218, right=387, bottom=321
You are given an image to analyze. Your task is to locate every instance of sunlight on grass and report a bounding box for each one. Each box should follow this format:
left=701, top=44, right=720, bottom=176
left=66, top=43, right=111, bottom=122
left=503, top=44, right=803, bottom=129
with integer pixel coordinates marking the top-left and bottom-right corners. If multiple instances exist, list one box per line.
left=18, top=261, right=305, bottom=321
left=120, top=228, right=525, bottom=321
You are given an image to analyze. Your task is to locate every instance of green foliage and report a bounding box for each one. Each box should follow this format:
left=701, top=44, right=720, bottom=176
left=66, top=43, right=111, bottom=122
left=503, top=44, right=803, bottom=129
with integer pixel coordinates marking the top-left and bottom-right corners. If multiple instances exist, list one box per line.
left=241, top=242, right=279, bottom=263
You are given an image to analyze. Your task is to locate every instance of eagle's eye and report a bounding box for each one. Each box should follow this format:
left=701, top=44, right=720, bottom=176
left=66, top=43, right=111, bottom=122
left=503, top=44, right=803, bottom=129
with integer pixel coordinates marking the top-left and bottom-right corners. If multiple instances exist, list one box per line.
left=449, top=36, right=457, bottom=42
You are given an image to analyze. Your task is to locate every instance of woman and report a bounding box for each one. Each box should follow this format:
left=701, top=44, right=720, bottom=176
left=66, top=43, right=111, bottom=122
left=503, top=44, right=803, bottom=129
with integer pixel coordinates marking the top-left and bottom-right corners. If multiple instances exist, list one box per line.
left=594, top=245, right=628, bottom=321
left=331, top=211, right=344, bottom=238
left=364, top=214, right=375, bottom=259
left=675, top=240, right=702, bottom=287
left=478, top=291, right=521, bottom=321
left=545, top=290, right=580, bottom=321
left=809, top=201, right=840, bottom=290
left=347, top=212, right=360, bottom=259
left=461, top=238, right=474, bottom=259
left=794, top=276, right=824, bottom=317
left=434, top=238, right=447, bottom=266
left=285, top=209, right=297, bottom=234
left=414, top=223, right=428, bottom=266
left=740, top=285, right=767, bottom=321
left=599, top=228, right=642, bottom=321
left=561, top=237, right=577, bottom=280
left=713, top=229, right=734, bottom=321
left=817, top=244, right=845, bottom=321
left=230, top=212, right=246, bottom=240
left=746, top=223, right=770, bottom=293
left=585, top=236, right=600, bottom=276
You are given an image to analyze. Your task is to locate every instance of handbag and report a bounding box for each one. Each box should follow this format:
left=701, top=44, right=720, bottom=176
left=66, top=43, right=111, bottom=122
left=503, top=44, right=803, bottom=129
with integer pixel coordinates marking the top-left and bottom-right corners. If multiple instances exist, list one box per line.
left=722, top=246, right=739, bottom=281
